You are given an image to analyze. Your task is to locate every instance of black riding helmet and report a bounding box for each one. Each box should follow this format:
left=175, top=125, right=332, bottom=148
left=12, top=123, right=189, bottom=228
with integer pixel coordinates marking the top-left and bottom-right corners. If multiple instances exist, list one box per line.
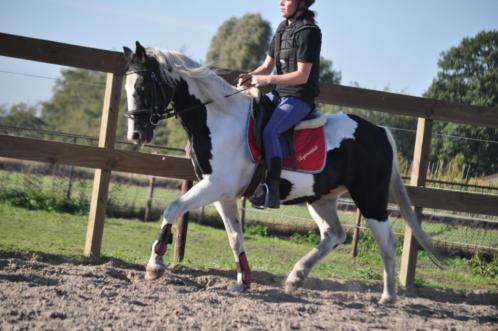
left=289, top=0, right=315, bottom=18
left=291, top=0, right=315, bottom=19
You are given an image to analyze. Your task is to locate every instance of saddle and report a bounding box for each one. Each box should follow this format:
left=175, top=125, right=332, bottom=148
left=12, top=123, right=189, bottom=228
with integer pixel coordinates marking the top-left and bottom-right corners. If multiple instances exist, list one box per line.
left=246, top=88, right=327, bottom=173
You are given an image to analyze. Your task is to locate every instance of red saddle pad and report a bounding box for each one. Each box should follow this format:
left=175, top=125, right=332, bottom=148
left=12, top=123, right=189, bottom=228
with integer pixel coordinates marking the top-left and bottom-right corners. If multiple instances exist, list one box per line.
left=246, top=116, right=327, bottom=173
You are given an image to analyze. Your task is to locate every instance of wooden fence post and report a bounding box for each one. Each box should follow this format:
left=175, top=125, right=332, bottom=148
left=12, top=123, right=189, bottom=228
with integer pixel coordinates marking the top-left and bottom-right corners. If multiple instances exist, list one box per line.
left=144, top=176, right=156, bottom=221
left=399, top=117, right=433, bottom=287
left=66, top=137, right=77, bottom=199
left=84, top=73, right=123, bottom=258
left=351, top=208, right=362, bottom=257
left=173, top=179, right=193, bottom=263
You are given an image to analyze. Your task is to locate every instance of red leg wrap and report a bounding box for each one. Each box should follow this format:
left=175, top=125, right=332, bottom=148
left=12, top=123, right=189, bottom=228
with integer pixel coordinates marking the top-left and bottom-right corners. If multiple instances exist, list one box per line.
left=154, top=241, right=167, bottom=256
left=239, top=252, right=252, bottom=285
left=154, top=225, right=172, bottom=256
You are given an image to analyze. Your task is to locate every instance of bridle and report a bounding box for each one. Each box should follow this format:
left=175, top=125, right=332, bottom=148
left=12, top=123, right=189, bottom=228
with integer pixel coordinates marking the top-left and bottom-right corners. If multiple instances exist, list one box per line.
left=124, top=69, right=173, bottom=126
left=124, top=68, right=254, bottom=126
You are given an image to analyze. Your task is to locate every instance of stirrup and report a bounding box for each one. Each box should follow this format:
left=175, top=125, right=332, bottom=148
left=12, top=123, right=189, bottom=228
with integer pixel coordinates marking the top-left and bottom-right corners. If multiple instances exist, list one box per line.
left=249, top=183, right=269, bottom=209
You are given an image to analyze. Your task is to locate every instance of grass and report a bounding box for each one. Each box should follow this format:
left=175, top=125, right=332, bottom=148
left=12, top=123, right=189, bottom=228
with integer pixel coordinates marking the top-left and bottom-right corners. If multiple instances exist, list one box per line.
left=1, top=169, right=497, bottom=251
left=0, top=202, right=496, bottom=292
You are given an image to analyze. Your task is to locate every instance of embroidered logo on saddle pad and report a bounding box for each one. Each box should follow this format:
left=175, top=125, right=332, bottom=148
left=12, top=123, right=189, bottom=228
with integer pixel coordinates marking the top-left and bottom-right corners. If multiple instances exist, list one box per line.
left=246, top=113, right=327, bottom=174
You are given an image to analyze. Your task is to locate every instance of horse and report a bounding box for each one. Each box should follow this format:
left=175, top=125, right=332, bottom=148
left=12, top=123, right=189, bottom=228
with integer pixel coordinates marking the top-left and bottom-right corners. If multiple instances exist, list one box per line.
left=122, top=42, right=442, bottom=304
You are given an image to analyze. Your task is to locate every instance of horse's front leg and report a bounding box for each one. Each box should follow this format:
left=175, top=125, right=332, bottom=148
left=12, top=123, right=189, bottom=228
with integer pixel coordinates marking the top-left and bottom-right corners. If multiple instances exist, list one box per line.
left=145, top=178, right=228, bottom=280
left=213, top=199, right=251, bottom=292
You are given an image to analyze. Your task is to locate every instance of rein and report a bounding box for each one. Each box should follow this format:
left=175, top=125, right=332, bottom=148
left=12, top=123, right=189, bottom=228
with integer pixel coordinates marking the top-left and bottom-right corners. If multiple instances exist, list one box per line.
left=125, top=69, right=253, bottom=125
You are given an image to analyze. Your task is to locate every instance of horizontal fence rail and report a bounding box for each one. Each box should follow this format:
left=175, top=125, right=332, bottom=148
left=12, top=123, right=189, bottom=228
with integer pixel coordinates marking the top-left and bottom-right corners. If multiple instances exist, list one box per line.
left=404, top=186, right=498, bottom=216
left=2, top=134, right=496, bottom=216
left=317, top=84, right=498, bottom=129
left=0, top=33, right=126, bottom=74
left=0, top=134, right=196, bottom=180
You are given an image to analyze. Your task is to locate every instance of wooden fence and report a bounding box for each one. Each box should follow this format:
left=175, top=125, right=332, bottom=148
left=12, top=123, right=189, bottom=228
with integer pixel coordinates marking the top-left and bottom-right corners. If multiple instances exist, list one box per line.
left=1, top=32, right=497, bottom=288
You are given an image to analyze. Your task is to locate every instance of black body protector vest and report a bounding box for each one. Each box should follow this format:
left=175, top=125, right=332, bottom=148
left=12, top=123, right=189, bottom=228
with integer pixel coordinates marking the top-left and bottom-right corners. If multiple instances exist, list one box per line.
left=274, top=16, right=321, bottom=105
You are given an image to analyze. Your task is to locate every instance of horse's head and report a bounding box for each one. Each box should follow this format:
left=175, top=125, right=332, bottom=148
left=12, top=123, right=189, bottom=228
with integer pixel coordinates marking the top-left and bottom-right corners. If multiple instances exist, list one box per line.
left=123, top=42, right=174, bottom=144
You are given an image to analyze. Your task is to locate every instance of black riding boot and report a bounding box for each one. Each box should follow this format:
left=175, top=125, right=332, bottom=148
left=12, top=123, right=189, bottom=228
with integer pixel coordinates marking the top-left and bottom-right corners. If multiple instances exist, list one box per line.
left=250, top=158, right=281, bottom=209
left=266, top=178, right=281, bottom=209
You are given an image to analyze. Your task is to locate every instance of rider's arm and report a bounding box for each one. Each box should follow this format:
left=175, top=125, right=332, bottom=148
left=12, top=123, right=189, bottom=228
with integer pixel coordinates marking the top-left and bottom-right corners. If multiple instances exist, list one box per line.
left=251, top=62, right=312, bottom=87
left=238, top=55, right=274, bottom=86
left=250, top=55, right=275, bottom=75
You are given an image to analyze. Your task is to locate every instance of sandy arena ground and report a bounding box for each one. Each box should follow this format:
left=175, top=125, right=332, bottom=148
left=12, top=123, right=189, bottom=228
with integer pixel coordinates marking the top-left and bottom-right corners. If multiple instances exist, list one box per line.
left=0, top=252, right=497, bottom=330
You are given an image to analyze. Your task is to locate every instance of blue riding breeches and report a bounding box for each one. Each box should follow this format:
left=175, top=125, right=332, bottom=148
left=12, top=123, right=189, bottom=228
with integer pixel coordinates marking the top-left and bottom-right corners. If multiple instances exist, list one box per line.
left=263, top=92, right=312, bottom=172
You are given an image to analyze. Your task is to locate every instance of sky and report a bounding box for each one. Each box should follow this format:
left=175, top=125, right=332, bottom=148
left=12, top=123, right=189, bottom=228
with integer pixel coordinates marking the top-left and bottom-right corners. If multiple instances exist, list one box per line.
left=0, top=0, right=497, bottom=107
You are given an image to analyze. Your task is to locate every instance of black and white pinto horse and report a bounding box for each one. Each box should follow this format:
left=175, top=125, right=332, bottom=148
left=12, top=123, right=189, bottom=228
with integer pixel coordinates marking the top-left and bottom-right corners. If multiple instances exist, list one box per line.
left=123, top=42, right=441, bottom=304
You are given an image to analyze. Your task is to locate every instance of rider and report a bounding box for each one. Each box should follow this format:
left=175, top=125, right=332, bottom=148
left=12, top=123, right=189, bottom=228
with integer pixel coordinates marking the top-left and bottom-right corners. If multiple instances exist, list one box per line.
left=239, top=0, right=322, bottom=208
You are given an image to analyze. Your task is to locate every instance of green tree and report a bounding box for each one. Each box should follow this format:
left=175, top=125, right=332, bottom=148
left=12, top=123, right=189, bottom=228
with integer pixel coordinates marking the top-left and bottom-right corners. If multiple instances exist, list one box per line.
left=42, top=69, right=114, bottom=137
left=165, top=119, right=188, bottom=149
left=206, top=13, right=272, bottom=71
left=0, top=103, right=45, bottom=129
left=424, top=30, right=498, bottom=176
left=319, top=57, right=341, bottom=84
left=40, top=68, right=150, bottom=146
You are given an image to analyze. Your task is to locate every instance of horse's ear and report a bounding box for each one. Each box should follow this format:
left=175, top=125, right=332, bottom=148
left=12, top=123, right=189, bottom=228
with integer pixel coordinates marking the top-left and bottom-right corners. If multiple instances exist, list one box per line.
left=123, top=46, right=133, bottom=58
left=135, top=41, right=146, bottom=61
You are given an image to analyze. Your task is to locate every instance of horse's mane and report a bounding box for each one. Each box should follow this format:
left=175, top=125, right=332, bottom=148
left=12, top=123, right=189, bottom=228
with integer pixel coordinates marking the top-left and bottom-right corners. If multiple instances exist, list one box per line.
left=146, top=48, right=237, bottom=109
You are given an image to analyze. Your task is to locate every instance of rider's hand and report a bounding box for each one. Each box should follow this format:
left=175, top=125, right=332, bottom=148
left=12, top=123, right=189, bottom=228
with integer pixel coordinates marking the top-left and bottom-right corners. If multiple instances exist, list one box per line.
left=238, top=73, right=252, bottom=87
left=251, top=75, right=271, bottom=88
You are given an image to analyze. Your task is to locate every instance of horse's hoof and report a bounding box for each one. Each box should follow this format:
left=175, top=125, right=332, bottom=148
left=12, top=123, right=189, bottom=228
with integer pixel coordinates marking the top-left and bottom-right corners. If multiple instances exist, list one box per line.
left=378, top=295, right=396, bottom=305
left=144, top=266, right=165, bottom=281
left=284, top=281, right=301, bottom=294
left=229, top=282, right=249, bottom=293
left=285, top=271, right=305, bottom=294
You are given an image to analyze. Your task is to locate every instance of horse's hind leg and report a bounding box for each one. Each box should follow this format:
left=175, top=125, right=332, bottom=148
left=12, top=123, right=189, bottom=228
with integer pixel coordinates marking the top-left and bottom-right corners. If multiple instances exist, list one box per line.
left=213, top=199, right=251, bottom=292
left=366, top=218, right=397, bottom=304
left=285, top=194, right=347, bottom=293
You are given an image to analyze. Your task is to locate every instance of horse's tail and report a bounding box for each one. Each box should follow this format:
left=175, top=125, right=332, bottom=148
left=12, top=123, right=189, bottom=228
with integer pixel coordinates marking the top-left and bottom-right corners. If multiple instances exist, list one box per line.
left=383, top=127, right=445, bottom=268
